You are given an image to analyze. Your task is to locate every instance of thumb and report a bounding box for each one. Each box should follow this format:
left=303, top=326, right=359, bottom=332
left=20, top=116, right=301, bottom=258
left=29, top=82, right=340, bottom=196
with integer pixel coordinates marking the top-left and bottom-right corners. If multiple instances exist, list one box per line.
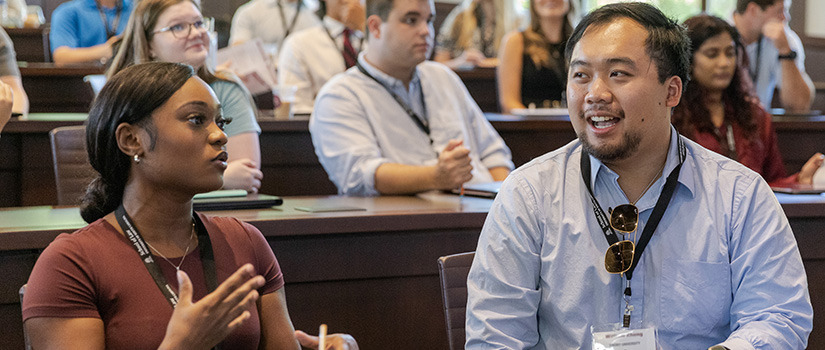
left=444, top=139, right=464, bottom=152
left=176, top=270, right=193, bottom=306
left=295, top=330, right=319, bottom=348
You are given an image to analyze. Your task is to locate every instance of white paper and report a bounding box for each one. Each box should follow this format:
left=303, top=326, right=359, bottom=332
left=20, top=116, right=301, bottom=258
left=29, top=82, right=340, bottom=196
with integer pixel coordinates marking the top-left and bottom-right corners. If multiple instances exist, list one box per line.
left=216, top=38, right=277, bottom=94
left=592, top=327, right=656, bottom=350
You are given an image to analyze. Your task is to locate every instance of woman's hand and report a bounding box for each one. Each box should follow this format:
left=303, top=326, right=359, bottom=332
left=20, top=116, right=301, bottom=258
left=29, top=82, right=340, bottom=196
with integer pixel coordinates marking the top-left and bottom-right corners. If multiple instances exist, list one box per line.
left=798, top=153, right=825, bottom=185
left=158, top=264, right=265, bottom=350
left=295, top=329, right=359, bottom=350
left=222, top=159, right=263, bottom=193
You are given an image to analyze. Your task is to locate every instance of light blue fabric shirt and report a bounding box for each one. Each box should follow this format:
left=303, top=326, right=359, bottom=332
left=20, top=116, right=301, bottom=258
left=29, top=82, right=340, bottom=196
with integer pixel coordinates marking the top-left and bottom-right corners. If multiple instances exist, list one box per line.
left=746, top=27, right=807, bottom=108
left=49, top=0, right=133, bottom=53
left=309, top=55, right=513, bottom=196
left=466, top=127, right=812, bottom=349
left=209, top=80, right=261, bottom=137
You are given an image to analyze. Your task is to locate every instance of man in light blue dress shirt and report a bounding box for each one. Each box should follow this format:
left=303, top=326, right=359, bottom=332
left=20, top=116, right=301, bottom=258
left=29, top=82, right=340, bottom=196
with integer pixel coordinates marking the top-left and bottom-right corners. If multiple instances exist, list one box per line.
left=466, top=3, right=812, bottom=349
left=310, top=0, right=513, bottom=196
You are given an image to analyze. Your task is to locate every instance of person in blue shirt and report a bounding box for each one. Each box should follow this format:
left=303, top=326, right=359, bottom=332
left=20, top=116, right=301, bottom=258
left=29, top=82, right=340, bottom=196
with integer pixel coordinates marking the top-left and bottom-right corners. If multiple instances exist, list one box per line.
left=49, top=0, right=133, bottom=64
left=466, top=2, right=812, bottom=349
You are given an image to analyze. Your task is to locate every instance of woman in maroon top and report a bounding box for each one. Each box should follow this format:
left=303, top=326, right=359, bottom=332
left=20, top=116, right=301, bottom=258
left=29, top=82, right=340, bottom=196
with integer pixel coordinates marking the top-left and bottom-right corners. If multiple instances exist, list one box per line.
left=22, top=62, right=358, bottom=349
left=673, top=14, right=822, bottom=186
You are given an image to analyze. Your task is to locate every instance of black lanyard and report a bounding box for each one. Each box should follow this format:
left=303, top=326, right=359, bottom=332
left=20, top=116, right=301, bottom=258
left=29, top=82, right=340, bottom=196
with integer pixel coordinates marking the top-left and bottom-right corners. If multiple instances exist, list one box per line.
left=114, top=205, right=218, bottom=307
left=580, top=134, right=686, bottom=281
left=355, top=61, right=433, bottom=146
left=750, top=35, right=763, bottom=84
left=94, top=0, right=122, bottom=39
left=276, top=0, right=302, bottom=39
left=321, top=24, right=363, bottom=68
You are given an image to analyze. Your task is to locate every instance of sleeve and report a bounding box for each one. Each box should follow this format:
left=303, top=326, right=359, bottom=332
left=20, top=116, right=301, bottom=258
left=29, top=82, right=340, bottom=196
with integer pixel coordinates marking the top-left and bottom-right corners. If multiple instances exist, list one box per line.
left=22, top=234, right=101, bottom=321
left=212, top=80, right=261, bottom=136
left=49, top=4, right=80, bottom=52
left=309, top=78, right=389, bottom=196
left=449, top=67, right=513, bottom=170
left=229, top=5, right=254, bottom=46
left=277, top=34, right=315, bottom=115
left=235, top=219, right=284, bottom=295
left=720, top=176, right=812, bottom=349
left=466, top=174, right=544, bottom=349
left=0, top=28, right=20, bottom=77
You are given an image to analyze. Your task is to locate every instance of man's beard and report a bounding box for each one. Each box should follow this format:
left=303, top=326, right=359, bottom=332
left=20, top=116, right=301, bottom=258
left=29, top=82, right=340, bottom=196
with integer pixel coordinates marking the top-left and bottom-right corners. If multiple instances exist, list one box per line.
left=577, top=129, right=642, bottom=163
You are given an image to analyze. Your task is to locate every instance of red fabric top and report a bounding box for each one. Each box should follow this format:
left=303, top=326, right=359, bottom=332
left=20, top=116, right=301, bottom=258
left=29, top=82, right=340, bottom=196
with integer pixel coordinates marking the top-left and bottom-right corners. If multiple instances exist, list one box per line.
left=22, top=213, right=284, bottom=350
left=685, top=103, right=797, bottom=187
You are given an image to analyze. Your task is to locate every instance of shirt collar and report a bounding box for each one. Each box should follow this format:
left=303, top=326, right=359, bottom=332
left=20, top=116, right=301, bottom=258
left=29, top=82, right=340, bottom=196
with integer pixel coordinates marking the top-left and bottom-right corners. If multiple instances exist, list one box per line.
left=588, top=125, right=696, bottom=205
left=85, top=0, right=125, bottom=9
left=356, top=52, right=421, bottom=91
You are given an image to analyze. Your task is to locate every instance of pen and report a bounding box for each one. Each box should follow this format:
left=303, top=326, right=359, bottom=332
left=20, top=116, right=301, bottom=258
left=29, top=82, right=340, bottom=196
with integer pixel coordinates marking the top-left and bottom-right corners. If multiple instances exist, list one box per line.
left=318, top=324, right=327, bottom=350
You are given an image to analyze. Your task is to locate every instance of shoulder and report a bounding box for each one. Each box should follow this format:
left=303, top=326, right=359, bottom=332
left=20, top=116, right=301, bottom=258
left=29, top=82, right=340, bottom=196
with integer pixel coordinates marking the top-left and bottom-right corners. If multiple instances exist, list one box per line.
left=199, top=214, right=264, bottom=244
left=502, top=30, right=524, bottom=48
left=508, top=139, right=581, bottom=189
left=209, top=78, right=247, bottom=101
left=52, top=0, right=84, bottom=17
left=683, top=136, right=763, bottom=186
left=317, top=68, right=369, bottom=99
left=39, top=219, right=120, bottom=262
left=418, top=61, right=462, bottom=83
left=281, top=26, right=327, bottom=51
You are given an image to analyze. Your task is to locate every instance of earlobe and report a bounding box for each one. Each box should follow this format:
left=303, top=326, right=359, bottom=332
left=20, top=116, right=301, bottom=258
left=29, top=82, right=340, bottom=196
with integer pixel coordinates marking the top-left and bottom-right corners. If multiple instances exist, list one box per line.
left=115, top=123, right=144, bottom=160
left=665, top=76, right=682, bottom=108
left=367, top=15, right=381, bottom=39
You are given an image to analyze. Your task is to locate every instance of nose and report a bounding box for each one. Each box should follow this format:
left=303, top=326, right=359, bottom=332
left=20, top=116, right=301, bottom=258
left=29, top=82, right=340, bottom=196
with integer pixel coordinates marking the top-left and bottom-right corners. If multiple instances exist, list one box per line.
left=189, top=23, right=207, bottom=40
left=585, top=77, right=612, bottom=105
left=208, top=122, right=228, bottom=148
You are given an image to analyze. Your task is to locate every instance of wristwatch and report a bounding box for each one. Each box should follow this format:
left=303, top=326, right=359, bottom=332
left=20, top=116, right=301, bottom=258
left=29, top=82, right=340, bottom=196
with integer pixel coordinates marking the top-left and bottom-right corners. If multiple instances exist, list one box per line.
left=708, top=346, right=730, bottom=350
left=778, top=50, right=797, bottom=60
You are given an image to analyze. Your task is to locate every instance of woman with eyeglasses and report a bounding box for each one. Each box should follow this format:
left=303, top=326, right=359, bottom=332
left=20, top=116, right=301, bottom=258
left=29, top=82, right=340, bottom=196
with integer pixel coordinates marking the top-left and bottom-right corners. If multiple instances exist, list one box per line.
left=673, top=14, right=823, bottom=186
left=107, top=0, right=264, bottom=194
left=22, top=62, right=357, bottom=349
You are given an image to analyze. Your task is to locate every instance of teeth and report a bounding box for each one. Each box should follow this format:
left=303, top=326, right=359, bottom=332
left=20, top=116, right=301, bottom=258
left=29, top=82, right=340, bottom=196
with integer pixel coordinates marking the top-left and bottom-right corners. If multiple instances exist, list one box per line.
left=591, top=116, right=612, bottom=122
left=590, top=116, right=617, bottom=129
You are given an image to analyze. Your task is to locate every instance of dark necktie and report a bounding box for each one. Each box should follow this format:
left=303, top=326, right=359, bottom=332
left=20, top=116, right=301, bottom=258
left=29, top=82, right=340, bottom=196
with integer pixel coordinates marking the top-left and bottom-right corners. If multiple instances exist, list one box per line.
left=342, top=28, right=357, bottom=69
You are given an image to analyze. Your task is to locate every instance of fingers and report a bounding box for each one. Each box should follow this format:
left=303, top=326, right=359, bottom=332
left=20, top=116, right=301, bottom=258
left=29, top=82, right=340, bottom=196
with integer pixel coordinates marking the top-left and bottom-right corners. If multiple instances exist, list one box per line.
left=443, top=139, right=464, bottom=152
left=295, top=330, right=319, bottom=348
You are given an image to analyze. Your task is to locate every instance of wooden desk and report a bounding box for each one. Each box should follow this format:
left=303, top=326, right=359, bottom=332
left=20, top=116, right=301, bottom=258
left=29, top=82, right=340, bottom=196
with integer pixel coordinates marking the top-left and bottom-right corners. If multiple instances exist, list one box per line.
left=7, top=27, right=50, bottom=62
left=19, top=62, right=104, bottom=112
left=456, top=66, right=498, bottom=113
left=0, top=193, right=492, bottom=350
left=1, top=194, right=824, bottom=349
left=2, top=114, right=824, bottom=207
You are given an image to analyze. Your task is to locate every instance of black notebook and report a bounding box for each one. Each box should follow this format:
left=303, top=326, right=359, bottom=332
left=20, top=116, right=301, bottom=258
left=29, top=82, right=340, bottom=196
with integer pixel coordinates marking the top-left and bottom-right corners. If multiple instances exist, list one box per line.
left=193, top=190, right=283, bottom=211
left=450, top=181, right=502, bottom=199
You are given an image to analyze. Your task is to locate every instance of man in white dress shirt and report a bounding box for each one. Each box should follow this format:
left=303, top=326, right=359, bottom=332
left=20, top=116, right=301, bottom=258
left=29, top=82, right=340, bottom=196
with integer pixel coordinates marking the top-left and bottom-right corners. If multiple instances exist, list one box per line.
left=278, top=0, right=366, bottom=114
left=230, top=0, right=322, bottom=59
left=309, top=0, right=512, bottom=196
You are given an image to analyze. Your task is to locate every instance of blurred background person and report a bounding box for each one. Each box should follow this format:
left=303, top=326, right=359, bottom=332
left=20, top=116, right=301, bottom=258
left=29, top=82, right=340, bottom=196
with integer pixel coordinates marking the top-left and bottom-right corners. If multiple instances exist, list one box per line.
left=50, top=0, right=133, bottom=64
left=496, top=0, right=573, bottom=114
left=109, top=0, right=264, bottom=193
left=0, top=27, right=29, bottom=117
left=732, top=0, right=813, bottom=112
left=434, top=0, right=521, bottom=69
left=230, top=0, right=322, bottom=65
left=22, top=61, right=358, bottom=350
left=673, top=14, right=823, bottom=186
left=278, top=0, right=366, bottom=114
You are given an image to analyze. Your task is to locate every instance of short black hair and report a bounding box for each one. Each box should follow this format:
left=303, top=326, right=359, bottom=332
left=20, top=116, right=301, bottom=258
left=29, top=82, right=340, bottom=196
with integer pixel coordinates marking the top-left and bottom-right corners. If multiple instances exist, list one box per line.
left=736, top=0, right=782, bottom=14
left=366, top=0, right=395, bottom=21
left=564, top=2, right=690, bottom=86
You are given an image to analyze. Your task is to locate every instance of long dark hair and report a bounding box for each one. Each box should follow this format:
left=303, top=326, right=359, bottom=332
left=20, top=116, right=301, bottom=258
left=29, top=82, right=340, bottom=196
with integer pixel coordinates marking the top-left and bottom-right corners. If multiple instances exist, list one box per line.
left=81, top=62, right=196, bottom=223
left=673, top=14, right=758, bottom=139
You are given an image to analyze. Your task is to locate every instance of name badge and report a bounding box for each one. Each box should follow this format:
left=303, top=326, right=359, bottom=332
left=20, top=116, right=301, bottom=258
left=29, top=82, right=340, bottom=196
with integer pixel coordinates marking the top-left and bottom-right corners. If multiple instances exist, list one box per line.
left=592, top=327, right=657, bottom=350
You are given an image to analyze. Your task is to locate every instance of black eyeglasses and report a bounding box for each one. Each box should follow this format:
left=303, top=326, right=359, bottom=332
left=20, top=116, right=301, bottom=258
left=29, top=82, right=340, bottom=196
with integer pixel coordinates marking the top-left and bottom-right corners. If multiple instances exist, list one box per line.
left=153, top=20, right=206, bottom=39
left=604, top=204, right=639, bottom=274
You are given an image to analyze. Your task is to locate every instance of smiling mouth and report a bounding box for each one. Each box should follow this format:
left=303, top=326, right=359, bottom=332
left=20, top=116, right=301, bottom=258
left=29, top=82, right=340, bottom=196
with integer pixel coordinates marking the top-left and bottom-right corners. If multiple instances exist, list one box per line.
left=589, top=115, right=620, bottom=129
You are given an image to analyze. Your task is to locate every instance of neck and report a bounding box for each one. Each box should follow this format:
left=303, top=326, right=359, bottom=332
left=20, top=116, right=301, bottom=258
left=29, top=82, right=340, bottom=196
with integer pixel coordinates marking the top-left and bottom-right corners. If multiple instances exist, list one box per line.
left=364, top=51, right=416, bottom=86
left=706, top=94, right=726, bottom=127
left=98, top=0, right=118, bottom=8
left=539, top=16, right=565, bottom=43
left=604, top=129, right=672, bottom=203
left=117, top=178, right=196, bottom=246
left=732, top=14, right=759, bottom=45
